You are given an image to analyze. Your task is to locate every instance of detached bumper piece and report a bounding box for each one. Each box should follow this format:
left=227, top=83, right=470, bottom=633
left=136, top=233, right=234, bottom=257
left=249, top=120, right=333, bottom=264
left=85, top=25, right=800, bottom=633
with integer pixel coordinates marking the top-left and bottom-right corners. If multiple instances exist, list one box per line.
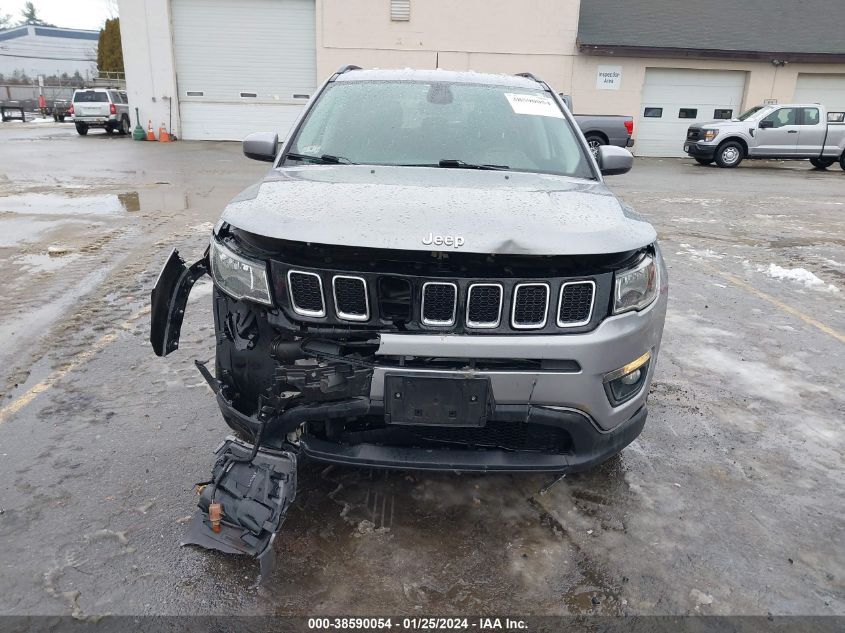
left=182, top=438, right=297, bottom=580
left=150, top=248, right=208, bottom=357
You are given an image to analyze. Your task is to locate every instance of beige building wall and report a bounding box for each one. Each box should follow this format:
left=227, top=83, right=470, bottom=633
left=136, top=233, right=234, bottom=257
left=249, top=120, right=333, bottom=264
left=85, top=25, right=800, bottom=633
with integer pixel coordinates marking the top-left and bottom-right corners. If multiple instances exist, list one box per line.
left=570, top=56, right=845, bottom=116
left=316, top=0, right=845, bottom=121
left=316, top=0, right=580, bottom=84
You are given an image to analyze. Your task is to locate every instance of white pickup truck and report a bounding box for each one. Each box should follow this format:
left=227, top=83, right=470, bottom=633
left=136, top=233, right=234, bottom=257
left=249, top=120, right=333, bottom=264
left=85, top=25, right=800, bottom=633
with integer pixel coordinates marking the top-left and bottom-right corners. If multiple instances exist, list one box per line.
left=684, top=103, right=845, bottom=170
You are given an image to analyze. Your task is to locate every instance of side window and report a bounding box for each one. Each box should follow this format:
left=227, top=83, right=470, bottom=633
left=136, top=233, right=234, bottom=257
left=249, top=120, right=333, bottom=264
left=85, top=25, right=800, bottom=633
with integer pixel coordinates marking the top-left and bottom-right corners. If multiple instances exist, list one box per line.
left=713, top=109, right=733, bottom=119
left=643, top=107, right=662, bottom=118
left=762, top=108, right=796, bottom=128
left=801, top=108, right=820, bottom=125
left=678, top=108, right=697, bottom=119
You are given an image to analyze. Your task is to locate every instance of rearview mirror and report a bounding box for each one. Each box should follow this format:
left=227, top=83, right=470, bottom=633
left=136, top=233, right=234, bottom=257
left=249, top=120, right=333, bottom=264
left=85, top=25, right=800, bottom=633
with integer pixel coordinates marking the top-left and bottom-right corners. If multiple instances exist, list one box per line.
left=243, top=132, right=278, bottom=162
left=759, top=119, right=774, bottom=129
left=597, top=145, right=633, bottom=176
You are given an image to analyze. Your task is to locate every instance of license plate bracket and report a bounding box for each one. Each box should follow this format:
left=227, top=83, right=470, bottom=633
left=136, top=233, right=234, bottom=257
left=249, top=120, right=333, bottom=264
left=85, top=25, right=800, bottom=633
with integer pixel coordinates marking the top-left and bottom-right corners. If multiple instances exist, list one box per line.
left=384, top=375, right=490, bottom=427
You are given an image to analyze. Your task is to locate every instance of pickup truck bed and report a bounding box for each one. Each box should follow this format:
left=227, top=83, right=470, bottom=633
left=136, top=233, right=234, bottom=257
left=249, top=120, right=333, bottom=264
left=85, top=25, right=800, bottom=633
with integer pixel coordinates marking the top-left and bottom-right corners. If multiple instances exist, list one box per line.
left=574, top=114, right=635, bottom=154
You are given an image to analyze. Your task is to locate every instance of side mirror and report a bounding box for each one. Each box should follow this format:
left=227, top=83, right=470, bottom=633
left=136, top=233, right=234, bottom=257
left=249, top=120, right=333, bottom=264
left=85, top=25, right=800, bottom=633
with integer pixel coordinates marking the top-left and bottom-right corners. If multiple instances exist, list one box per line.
left=558, top=93, right=573, bottom=112
left=759, top=119, right=774, bottom=129
left=597, top=145, right=633, bottom=176
left=243, top=131, right=278, bottom=162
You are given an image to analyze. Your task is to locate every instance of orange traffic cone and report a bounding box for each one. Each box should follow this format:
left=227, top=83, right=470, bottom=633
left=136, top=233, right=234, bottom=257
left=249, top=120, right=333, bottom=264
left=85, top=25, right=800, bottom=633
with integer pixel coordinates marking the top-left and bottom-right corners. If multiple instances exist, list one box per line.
left=146, top=120, right=156, bottom=141
left=158, top=122, right=171, bottom=143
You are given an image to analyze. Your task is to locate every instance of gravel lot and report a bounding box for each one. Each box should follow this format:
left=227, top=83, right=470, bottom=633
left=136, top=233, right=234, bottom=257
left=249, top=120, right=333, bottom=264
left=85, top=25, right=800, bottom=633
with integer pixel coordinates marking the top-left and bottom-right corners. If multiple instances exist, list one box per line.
left=0, top=122, right=843, bottom=618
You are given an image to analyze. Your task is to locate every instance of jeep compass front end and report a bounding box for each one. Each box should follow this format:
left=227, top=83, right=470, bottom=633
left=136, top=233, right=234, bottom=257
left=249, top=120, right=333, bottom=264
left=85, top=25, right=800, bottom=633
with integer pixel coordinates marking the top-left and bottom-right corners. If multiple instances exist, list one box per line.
left=152, top=67, right=667, bottom=479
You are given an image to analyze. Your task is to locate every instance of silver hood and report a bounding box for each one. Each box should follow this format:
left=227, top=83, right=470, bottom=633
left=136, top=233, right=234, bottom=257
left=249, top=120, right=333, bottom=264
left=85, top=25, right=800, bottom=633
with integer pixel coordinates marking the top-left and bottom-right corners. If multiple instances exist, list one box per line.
left=219, top=165, right=656, bottom=256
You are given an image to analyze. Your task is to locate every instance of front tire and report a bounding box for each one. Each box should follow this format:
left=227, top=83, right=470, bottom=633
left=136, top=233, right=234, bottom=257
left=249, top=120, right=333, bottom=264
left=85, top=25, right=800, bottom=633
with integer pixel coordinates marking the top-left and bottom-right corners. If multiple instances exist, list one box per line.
left=810, top=158, right=835, bottom=169
left=75, top=122, right=88, bottom=136
left=715, top=141, right=743, bottom=168
left=840, top=152, right=845, bottom=172
left=585, top=134, right=606, bottom=158
left=694, top=157, right=714, bottom=166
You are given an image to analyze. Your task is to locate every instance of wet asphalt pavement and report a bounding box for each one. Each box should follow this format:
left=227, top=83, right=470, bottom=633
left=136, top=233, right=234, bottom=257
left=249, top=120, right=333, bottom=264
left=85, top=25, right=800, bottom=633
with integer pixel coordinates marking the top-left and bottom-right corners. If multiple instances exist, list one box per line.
left=0, top=122, right=843, bottom=618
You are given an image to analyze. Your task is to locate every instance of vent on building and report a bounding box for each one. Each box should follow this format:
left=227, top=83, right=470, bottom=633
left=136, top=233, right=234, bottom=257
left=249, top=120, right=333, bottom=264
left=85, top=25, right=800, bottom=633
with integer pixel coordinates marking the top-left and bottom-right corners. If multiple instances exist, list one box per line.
left=390, top=0, right=410, bottom=21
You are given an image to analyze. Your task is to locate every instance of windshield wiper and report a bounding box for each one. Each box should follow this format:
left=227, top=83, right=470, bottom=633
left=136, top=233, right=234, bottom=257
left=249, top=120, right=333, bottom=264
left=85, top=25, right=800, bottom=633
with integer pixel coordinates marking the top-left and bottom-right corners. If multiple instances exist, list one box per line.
left=285, top=152, right=355, bottom=165
left=394, top=160, right=510, bottom=171
left=438, top=159, right=510, bottom=170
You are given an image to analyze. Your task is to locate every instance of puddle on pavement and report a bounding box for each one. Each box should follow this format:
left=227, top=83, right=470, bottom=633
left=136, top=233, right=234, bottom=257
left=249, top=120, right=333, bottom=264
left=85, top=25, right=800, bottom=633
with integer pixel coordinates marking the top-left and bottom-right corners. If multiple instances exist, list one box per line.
left=15, top=252, right=82, bottom=273
left=0, top=192, right=141, bottom=215
left=0, top=217, right=102, bottom=248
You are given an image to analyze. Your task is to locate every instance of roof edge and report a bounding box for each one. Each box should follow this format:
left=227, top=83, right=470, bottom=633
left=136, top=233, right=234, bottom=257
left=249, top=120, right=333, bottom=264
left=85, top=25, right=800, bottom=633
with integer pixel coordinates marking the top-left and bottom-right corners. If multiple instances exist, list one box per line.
left=577, top=43, right=845, bottom=64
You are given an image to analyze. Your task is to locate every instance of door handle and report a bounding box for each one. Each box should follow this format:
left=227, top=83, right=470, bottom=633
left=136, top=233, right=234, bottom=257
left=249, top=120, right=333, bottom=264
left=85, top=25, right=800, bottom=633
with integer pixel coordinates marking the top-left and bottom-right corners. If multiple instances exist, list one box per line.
left=787, top=130, right=798, bottom=133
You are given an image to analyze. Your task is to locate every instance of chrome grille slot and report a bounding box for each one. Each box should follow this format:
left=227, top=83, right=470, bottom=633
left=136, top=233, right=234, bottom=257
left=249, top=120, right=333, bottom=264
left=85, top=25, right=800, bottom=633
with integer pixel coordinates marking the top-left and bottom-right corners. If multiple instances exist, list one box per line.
left=421, top=282, right=457, bottom=326
left=466, top=283, right=502, bottom=328
left=287, top=270, right=325, bottom=317
left=557, top=281, right=595, bottom=327
left=333, top=275, right=369, bottom=321
left=512, top=283, right=549, bottom=329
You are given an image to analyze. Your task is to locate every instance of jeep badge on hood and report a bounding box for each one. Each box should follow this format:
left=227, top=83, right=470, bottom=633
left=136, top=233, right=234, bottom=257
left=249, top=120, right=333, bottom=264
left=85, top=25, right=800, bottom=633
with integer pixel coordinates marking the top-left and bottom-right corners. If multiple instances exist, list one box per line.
left=422, top=232, right=465, bottom=248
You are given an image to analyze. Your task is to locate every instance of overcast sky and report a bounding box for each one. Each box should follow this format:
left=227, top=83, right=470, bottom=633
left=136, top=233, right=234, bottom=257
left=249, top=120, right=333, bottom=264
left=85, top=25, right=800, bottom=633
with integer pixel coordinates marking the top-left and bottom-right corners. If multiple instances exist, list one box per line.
left=3, top=0, right=115, bottom=31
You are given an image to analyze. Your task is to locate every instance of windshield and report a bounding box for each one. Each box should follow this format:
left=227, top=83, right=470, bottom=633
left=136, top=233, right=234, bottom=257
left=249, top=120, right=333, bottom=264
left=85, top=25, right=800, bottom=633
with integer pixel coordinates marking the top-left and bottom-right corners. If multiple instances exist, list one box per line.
left=736, top=106, right=765, bottom=121
left=287, top=80, right=594, bottom=179
left=73, top=90, right=108, bottom=103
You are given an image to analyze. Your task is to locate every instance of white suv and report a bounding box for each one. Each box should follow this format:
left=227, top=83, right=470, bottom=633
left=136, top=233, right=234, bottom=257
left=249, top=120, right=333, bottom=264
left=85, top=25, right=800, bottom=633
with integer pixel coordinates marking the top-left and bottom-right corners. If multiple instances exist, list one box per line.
left=69, top=88, right=130, bottom=136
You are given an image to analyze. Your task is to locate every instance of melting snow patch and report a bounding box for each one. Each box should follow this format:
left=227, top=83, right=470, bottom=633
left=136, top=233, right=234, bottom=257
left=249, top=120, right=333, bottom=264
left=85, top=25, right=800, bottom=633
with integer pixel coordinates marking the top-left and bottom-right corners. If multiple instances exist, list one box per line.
left=190, top=222, right=215, bottom=233
left=760, top=264, right=839, bottom=293
left=681, top=246, right=724, bottom=260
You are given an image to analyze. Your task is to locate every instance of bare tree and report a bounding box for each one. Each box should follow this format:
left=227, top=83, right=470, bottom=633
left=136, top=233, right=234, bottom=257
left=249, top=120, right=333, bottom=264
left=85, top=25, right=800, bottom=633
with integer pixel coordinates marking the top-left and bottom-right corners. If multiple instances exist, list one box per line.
left=0, top=7, right=13, bottom=28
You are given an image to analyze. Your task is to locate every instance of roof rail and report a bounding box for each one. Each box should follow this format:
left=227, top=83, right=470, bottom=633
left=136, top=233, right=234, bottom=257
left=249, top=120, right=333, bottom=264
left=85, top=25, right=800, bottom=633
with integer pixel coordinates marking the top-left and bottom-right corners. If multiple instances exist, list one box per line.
left=336, top=65, right=362, bottom=75
left=515, top=72, right=544, bottom=84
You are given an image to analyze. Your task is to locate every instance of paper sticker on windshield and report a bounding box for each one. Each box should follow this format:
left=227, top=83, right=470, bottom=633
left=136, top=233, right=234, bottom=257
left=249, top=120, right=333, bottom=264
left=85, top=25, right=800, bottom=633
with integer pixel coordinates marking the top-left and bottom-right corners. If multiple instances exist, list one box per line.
left=505, top=93, right=563, bottom=118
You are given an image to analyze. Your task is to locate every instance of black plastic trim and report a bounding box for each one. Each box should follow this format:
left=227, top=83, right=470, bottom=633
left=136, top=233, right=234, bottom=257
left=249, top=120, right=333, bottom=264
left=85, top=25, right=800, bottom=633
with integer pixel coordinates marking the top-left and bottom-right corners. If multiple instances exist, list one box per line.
left=299, top=406, right=647, bottom=473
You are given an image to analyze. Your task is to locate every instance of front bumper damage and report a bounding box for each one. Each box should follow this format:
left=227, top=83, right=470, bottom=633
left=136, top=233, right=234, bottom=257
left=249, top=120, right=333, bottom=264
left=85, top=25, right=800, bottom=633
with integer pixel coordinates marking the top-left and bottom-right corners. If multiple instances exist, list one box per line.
left=150, top=242, right=666, bottom=572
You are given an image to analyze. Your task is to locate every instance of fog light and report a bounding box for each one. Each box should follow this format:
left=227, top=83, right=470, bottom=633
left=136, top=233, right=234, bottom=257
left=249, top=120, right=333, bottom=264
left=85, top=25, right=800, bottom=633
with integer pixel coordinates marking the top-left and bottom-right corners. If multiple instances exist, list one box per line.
left=604, top=351, right=651, bottom=405
left=620, top=369, right=641, bottom=385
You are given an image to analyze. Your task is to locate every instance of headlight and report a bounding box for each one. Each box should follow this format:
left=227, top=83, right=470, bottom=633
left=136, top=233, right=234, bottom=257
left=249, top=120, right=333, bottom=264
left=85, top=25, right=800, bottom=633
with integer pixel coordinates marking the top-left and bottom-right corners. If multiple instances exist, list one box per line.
left=613, top=255, right=659, bottom=314
left=209, top=237, right=272, bottom=305
left=703, top=129, right=718, bottom=142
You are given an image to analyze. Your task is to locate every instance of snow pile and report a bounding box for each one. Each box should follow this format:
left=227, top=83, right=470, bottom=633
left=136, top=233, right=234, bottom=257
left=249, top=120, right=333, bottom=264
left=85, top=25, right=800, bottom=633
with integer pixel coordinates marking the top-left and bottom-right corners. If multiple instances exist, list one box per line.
left=760, top=264, right=839, bottom=293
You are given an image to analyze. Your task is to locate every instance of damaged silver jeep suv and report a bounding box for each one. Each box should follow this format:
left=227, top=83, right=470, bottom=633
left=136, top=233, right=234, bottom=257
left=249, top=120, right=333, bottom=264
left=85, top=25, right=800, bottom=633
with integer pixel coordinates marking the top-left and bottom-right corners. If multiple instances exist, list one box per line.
left=150, top=68, right=667, bottom=568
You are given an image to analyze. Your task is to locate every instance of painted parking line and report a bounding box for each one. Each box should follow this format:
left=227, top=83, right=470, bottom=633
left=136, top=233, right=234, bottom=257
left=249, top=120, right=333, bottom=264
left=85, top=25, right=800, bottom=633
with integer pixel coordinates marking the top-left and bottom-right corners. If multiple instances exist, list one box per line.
left=715, top=268, right=845, bottom=345
left=0, top=305, right=151, bottom=426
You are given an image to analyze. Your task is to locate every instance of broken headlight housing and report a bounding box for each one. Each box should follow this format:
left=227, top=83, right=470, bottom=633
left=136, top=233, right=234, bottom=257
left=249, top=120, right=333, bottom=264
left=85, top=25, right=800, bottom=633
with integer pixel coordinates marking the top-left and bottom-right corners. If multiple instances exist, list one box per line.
left=209, top=237, right=272, bottom=305
left=613, top=255, right=658, bottom=314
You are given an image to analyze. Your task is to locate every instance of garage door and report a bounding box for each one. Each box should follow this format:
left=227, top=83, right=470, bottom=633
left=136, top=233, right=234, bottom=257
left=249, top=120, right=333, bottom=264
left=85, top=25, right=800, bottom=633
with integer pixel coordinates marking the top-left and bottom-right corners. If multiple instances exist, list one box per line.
left=171, top=0, right=316, bottom=141
left=793, top=74, right=845, bottom=112
left=636, top=68, right=746, bottom=157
